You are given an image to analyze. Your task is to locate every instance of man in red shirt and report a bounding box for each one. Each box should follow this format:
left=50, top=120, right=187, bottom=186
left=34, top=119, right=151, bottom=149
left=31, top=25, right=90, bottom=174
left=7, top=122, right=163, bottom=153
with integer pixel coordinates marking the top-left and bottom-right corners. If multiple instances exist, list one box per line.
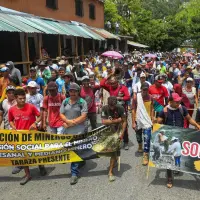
left=42, top=82, right=65, bottom=134
left=8, top=89, right=46, bottom=185
left=149, top=75, right=169, bottom=114
left=100, top=74, right=130, bottom=150
left=80, top=76, right=100, bottom=130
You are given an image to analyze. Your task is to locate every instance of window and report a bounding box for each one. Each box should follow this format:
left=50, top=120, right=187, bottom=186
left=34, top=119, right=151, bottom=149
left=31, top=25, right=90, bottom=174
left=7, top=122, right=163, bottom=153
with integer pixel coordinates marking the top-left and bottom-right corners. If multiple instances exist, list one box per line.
left=75, top=0, right=84, bottom=17
left=46, top=0, right=58, bottom=10
left=89, top=3, right=95, bottom=20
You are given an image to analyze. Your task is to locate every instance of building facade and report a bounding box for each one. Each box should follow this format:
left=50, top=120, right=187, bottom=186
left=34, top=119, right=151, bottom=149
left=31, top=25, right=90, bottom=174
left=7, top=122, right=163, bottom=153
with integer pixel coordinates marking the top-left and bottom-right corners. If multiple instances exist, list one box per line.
left=0, top=0, right=104, bottom=28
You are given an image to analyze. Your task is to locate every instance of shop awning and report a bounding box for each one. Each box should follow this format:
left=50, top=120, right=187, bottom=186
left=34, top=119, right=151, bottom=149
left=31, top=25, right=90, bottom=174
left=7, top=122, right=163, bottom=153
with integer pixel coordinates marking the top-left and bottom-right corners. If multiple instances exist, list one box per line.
left=127, top=40, right=149, bottom=48
left=0, top=13, right=42, bottom=33
left=90, top=28, right=120, bottom=40
left=0, top=20, right=21, bottom=32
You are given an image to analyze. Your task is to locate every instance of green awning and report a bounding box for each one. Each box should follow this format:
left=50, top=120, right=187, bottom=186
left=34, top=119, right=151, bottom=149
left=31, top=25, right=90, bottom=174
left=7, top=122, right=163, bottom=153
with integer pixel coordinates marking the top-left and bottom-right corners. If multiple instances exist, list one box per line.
left=64, top=23, right=91, bottom=38
left=0, top=13, right=41, bottom=33
left=28, top=17, right=63, bottom=34
left=0, top=20, right=21, bottom=32
left=127, top=40, right=149, bottom=48
left=79, top=26, right=105, bottom=40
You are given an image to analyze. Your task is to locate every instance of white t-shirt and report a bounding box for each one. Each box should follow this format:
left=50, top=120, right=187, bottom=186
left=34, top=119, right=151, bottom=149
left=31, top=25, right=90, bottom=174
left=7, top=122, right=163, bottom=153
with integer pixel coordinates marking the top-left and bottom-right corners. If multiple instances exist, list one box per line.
left=162, top=81, right=173, bottom=95
left=168, top=141, right=182, bottom=157
left=133, top=81, right=151, bottom=93
left=26, top=93, right=44, bottom=111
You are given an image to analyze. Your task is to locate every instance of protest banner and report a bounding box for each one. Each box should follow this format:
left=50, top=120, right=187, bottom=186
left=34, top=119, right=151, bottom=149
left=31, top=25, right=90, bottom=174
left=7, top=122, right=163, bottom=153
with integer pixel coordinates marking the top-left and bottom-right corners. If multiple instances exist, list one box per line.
left=0, top=126, right=121, bottom=167
left=149, top=124, right=200, bottom=175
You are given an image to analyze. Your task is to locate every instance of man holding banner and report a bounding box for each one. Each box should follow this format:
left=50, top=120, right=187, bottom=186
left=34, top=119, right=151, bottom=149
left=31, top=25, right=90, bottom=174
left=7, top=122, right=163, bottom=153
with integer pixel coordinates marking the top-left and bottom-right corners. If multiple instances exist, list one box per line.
left=8, top=89, right=46, bottom=185
left=157, top=92, right=200, bottom=188
left=60, top=83, right=88, bottom=185
left=101, top=96, right=127, bottom=182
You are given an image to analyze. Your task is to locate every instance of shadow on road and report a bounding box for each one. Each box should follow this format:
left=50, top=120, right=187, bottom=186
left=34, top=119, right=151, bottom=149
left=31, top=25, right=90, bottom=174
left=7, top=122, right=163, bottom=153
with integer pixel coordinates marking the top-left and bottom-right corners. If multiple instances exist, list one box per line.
left=150, top=169, right=200, bottom=191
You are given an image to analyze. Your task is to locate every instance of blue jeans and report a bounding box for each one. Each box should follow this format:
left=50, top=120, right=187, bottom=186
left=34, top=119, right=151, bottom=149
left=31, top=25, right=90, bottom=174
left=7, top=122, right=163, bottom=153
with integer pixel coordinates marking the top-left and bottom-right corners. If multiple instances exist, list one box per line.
left=175, top=156, right=181, bottom=167
left=50, top=126, right=64, bottom=134
left=127, top=86, right=133, bottom=106
left=143, top=128, right=152, bottom=153
left=136, top=127, right=151, bottom=153
left=71, top=162, right=80, bottom=176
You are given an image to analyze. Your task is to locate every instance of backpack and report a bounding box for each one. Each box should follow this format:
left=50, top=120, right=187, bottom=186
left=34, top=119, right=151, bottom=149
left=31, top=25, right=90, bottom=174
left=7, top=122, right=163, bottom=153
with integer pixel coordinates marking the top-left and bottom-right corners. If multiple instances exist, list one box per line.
left=63, top=97, right=84, bottom=110
left=163, top=106, right=184, bottom=124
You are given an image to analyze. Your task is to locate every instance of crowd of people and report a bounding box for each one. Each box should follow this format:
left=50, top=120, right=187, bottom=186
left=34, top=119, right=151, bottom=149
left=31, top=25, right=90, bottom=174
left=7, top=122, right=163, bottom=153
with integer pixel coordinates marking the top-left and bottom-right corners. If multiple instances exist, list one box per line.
left=1, top=51, right=200, bottom=188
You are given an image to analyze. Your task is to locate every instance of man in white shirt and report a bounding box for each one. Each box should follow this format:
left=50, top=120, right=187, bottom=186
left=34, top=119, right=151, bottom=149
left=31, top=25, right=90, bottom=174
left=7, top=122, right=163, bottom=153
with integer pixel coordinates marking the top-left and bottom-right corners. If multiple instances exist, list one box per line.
left=26, top=81, right=43, bottom=112
left=133, top=72, right=151, bottom=97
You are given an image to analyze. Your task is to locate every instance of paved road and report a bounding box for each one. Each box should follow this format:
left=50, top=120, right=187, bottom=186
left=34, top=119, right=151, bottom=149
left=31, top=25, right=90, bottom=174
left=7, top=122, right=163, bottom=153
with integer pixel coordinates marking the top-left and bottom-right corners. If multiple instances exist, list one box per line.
left=0, top=115, right=200, bottom=200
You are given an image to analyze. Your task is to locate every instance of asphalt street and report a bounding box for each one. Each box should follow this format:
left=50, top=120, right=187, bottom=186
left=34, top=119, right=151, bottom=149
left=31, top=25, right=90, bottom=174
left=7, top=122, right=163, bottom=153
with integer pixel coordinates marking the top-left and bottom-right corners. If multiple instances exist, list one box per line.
left=0, top=115, right=200, bottom=200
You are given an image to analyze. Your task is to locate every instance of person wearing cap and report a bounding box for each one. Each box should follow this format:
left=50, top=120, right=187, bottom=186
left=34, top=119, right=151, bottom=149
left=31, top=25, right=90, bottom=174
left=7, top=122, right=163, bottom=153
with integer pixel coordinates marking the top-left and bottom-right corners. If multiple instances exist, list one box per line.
left=27, top=67, right=45, bottom=95
left=60, top=83, right=88, bottom=185
left=182, top=77, right=198, bottom=128
left=42, top=82, right=65, bottom=134
left=6, top=61, right=22, bottom=86
left=94, top=60, right=107, bottom=81
left=47, top=58, right=58, bottom=71
left=100, top=63, right=111, bottom=78
left=157, top=93, right=200, bottom=188
left=26, top=81, right=44, bottom=112
left=161, top=74, right=173, bottom=95
left=100, top=74, right=130, bottom=150
left=149, top=75, right=169, bottom=114
left=0, top=86, right=16, bottom=130
left=0, top=66, right=11, bottom=97
left=66, top=60, right=73, bottom=73
left=8, top=89, right=43, bottom=185
left=80, top=76, right=100, bottom=130
left=133, top=72, right=151, bottom=98
left=56, top=67, right=65, bottom=94
left=58, top=60, right=67, bottom=70
left=167, top=137, right=182, bottom=174
left=63, top=72, right=74, bottom=98
left=132, top=83, right=154, bottom=165
left=101, top=96, right=127, bottom=182
left=192, top=61, right=200, bottom=94
left=123, top=63, right=133, bottom=109
left=37, top=60, right=51, bottom=85
left=72, top=63, right=87, bottom=85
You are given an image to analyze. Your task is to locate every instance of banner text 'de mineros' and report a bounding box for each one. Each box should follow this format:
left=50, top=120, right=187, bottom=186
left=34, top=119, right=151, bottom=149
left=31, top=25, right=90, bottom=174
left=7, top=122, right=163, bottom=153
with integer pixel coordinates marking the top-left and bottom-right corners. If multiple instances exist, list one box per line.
left=0, top=126, right=121, bottom=166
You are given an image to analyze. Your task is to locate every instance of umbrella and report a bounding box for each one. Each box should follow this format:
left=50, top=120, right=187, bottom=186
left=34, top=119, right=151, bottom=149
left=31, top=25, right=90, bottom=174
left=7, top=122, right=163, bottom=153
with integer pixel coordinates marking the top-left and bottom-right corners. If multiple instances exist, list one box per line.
left=183, top=53, right=194, bottom=57
left=101, top=51, right=123, bottom=59
left=144, top=53, right=157, bottom=58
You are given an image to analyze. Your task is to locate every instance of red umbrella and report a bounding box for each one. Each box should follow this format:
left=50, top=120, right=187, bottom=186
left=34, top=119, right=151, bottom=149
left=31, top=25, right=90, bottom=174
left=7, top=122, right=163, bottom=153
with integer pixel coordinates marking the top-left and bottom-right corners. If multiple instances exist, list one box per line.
left=183, top=53, right=193, bottom=57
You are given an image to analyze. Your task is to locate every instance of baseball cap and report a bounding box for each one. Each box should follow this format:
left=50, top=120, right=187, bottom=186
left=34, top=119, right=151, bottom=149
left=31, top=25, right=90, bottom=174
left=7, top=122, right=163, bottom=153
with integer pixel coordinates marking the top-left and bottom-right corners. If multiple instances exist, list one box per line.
left=171, top=93, right=182, bottom=102
left=140, top=72, right=146, bottom=78
left=6, top=85, right=15, bottom=92
left=39, top=60, right=47, bottom=66
left=5, top=61, right=14, bottom=66
left=27, top=81, right=38, bottom=88
left=155, top=75, right=163, bottom=83
left=141, top=82, right=149, bottom=90
left=186, top=65, right=193, bottom=70
left=47, top=81, right=58, bottom=90
left=106, top=63, right=112, bottom=68
left=63, top=72, right=74, bottom=80
left=30, top=67, right=36, bottom=72
left=186, top=77, right=193, bottom=82
left=69, top=83, right=80, bottom=91
left=82, top=76, right=89, bottom=82
left=171, top=136, right=178, bottom=141
left=58, top=60, right=66, bottom=65
left=58, top=67, right=65, bottom=71
left=0, top=67, right=9, bottom=72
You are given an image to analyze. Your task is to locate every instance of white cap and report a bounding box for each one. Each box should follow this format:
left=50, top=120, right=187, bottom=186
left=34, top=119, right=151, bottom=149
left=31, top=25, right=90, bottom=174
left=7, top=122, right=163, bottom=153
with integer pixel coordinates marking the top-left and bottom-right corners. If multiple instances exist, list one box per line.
left=27, top=81, right=38, bottom=88
left=171, top=137, right=178, bottom=141
left=186, top=77, right=193, bottom=82
left=140, top=72, right=146, bottom=78
left=58, top=60, right=66, bottom=65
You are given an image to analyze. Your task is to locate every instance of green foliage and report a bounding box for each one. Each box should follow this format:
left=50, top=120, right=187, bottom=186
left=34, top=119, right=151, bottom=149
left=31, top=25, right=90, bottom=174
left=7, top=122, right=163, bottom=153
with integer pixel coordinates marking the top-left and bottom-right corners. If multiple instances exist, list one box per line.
left=104, top=0, right=200, bottom=51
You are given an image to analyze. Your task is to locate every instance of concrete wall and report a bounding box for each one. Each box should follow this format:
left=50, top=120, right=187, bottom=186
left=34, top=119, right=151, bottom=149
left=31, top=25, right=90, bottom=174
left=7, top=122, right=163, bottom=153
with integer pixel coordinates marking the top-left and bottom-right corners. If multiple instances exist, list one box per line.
left=0, top=0, right=104, bottom=28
